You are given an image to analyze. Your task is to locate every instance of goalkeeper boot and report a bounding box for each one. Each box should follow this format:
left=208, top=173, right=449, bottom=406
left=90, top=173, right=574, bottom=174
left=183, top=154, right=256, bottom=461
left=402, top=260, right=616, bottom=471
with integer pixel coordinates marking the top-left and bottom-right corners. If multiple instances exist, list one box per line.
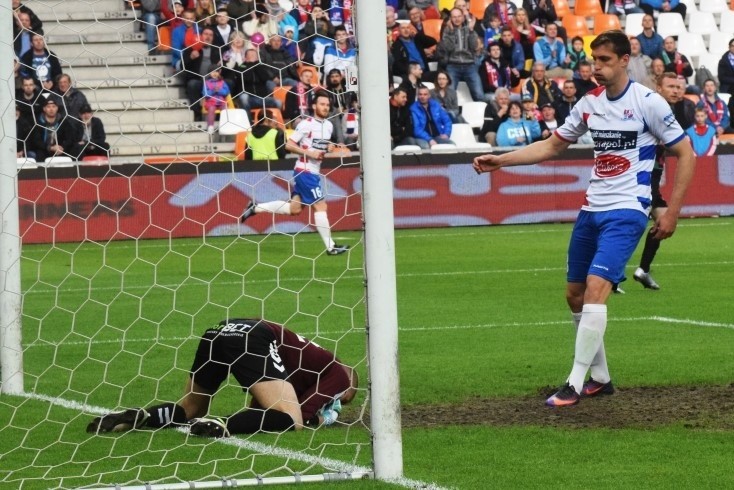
left=545, top=383, right=580, bottom=407
left=582, top=378, right=615, bottom=397
left=86, top=408, right=150, bottom=434
left=189, top=417, right=230, bottom=438
left=327, top=244, right=350, bottom=256
left=633, top=267, right=660, bottom=290
left=240, top=201, right=256, bottom=223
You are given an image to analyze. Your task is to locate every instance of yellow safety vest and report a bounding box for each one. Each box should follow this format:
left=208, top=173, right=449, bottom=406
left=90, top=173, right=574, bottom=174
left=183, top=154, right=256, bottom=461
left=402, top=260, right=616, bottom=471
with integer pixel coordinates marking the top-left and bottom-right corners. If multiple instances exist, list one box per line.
left=246, top=128, right=279, bottom=160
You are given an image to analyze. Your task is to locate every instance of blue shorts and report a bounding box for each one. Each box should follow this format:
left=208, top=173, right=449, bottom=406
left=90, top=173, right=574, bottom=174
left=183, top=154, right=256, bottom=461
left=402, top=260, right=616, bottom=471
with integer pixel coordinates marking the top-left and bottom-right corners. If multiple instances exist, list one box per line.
left=567, top=209, right=648, bottom=284
left=292, top=170, right=323, bottom=205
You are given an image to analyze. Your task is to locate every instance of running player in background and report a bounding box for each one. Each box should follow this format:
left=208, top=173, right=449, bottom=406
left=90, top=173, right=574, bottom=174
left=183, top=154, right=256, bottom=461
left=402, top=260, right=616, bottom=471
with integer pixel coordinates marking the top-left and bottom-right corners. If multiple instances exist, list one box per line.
left=473, top=30, right=696, bottom=407
left=241, top=90, right=350, bottom=255
left=87, top=318, right=358, bottom=437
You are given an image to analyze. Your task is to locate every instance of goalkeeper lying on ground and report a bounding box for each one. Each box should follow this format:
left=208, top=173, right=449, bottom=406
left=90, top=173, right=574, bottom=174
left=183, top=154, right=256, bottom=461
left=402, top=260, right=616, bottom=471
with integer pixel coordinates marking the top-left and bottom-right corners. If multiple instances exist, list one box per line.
left=87, top=318, right=358, bottom=437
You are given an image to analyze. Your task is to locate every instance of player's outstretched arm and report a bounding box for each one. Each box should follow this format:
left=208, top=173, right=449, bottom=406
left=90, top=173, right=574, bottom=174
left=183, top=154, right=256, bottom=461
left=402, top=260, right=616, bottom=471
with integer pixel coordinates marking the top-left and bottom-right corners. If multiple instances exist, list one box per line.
left=651, top=137, right=696, bottom=240
left=473, top=134, right=571, bottom=174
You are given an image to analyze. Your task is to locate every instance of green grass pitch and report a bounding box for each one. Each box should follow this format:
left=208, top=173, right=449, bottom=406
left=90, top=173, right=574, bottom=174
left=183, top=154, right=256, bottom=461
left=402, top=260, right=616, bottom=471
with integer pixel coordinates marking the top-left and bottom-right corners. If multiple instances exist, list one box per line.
left=1, top=217, right=733, bottom=489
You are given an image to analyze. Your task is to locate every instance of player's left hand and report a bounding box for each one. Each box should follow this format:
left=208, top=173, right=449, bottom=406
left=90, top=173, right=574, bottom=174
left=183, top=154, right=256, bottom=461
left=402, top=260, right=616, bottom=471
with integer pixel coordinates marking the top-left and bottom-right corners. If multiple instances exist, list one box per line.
left=473, top=153, right=502, bottom=175
left=651, top=212, right=677, bottom=240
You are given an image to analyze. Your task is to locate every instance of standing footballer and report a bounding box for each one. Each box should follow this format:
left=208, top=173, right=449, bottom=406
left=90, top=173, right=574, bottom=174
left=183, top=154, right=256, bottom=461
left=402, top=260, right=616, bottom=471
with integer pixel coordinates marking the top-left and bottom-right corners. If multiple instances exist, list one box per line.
left=241, top=90, right=350, bottom=256
left=473, top=30, right=696, bottom=407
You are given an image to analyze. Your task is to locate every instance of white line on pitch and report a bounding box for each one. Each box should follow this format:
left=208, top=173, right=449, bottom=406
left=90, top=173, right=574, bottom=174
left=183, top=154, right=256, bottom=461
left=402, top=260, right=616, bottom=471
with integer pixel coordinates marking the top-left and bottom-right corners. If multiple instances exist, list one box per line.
left=21, top=316, right=733, bottom=349
left=11, top=392, right=449, bottom=490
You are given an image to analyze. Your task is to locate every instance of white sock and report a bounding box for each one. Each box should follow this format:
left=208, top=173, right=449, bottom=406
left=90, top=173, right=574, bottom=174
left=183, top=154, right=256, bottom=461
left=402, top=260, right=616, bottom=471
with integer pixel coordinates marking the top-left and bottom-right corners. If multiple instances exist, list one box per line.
left=571, top=311, right=610, bottom=384
left=314, top=211, right=335, bottom=250
left=568, top=304, right=607, bottom=393
left=255, top=201, right=291, bottom=215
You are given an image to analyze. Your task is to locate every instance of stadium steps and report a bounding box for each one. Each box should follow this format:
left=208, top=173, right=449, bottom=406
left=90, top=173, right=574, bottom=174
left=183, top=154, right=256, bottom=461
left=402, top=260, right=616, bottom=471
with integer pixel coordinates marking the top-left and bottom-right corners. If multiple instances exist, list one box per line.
left=26, top=0, right=132, bottom=16
left=44, top=32, right=147, bottom=45
left=108, top=130, right=214, bottom=147
left=65, top=60, right=171, bottom=80
left=50, top=41, right=150, bottom=59
left=42, top=18, right=140, bottom=37
left=108, top=141, right=236, bottom=158
left=80, top=85, right=181, bottom=102
left=95, top=107, right=193, bottom=126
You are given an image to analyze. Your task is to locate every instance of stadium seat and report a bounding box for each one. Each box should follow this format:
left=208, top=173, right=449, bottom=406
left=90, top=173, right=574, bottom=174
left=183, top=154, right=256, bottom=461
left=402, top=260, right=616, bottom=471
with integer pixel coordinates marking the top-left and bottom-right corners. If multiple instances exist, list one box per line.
left=683, top=93, right=701, bottom=105
left=688, top=11, right=719, bottom=35
left=234, top=131, right=249, bottom=159
left=656, top=13, right=688, bottom=38
left=461, top=101, right=487, bottom=128
left=456, top=81, right=473, bottom=106
left=43, top=156, right=75, bottom=166
left=423, top=19, right=443, bottom=43
left=271, top=85, right=291, bottom=109
left=438, top=0, right=453, bottom=11
left=470, top=0, right=491, bottom=19
left=719, top=92, right=731, bottom=104
left=555, top=0, right=571, bottom=19
left=574, top=0, right=603, bottom=17
left=279, top=0, right=293, bottom=10
left=81, top=155, right=110, bottom=164
left=218, top=108, right=251, bottom=135
left=677, top=32, right=708, bottom=58
left=717, top=133, right=734, bottom=142
left=421, top=81, right=435, bottom=90
left=593, top=14, right=621, bottom=33
left=201, top=94, right=235, bottom=117
left=392, top=145, right=422, bottom=154
left=582, top=34, right=596, bottom=57
left=707, top=31, right=730, bottom=56
left=157, top=25, right=172, bottom=52
left=562, top=15, right=591, bottom=38
left=699, top=0, right=727, bottom=13
left=16, top=157, right=36, bottom=167
left=624, top=13, right=646, bottom=36
left=430, top=143, right=458, bottom=152
left=697, top=53, right=721, bottom=76
left=718, top=8, right=734, bottom=34
left=450, top=124, right=493, bottom=150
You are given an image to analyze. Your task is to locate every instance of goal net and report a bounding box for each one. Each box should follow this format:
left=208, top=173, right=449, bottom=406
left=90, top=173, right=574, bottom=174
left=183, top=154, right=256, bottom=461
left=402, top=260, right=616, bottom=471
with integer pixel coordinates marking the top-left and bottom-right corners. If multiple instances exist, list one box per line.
left=1, top=0, right=401, bottom=487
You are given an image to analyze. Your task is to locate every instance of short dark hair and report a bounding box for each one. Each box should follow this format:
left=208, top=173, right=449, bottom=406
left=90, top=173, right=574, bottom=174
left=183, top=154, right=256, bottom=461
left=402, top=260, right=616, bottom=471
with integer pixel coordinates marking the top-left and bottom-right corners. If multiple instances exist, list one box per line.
left=571, top=36, right=584, bottom=44
left=578, top=60, right=592, bottom=68
left=312, top=89, right=331, bottom=105
left=590, top=29, right=631, bottom=58
left=392, top=87, right=408, bottom=97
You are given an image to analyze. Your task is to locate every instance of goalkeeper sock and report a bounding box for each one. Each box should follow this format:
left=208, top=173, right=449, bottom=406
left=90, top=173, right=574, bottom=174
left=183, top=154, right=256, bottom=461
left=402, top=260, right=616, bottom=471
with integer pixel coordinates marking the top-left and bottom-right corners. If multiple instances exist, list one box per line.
left=256, top=201, right=292, bottom=215
left=572, top=312, right=610, bottom=384
left=145, top=403, right=188, bottom=429
left=568, top=304, right=607, bottom=393
left=225, top=409, right=295, bottom=434
left=314, top=211, right=335, bottom=250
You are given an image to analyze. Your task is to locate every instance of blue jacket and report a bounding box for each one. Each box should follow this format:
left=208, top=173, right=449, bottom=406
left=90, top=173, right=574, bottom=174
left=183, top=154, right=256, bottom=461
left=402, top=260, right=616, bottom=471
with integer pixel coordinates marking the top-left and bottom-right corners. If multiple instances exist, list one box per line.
left=640, top=0, right=681, bottom=9
left=685, top=124, right=717, bottom=156
left=533, top=37, right=566, bottom=70
left=496, top=118, right=541, bottom=146
left=636, top=32, right=663, bottom=60
left=499, top=38, right=525, bottom=72
left=410, top=99, right=453, bottom=141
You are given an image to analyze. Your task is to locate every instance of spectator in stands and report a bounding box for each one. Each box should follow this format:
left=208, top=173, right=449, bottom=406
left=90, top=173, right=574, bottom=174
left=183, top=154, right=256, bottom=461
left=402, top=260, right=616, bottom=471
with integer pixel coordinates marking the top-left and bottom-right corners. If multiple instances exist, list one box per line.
left=13, top=10, right=38, bottom=58
left=26, top=97, right=79, bottom=162
left=323, top=26, right=357, bottom=79
left=453, top=0, right=486, bottom=39
left=227, top=0, right=256, bottom=30
left=392, top=22, right=433, bottom=82
left=532, top=23, right=573, bottom=79
left=573, top=61, right=598, bottom=98
left=222, top=31, right=248, bottom=91
left=480, top=86, right=511, bottom=145
left=608, top=0, right=643, bottom=16
left=510, top=8, right=537, bottom=62
left=171, top=9, right=199, bottom=69
left=20, top=34, right=63, bottom=89
left=195, top=0, right=217, bottom=26
left=260, top=35, right=300, bottom=91
left=661, top=36, right=693, bottom=80
left=521, top=93, right=541, bottom=121
left=284, top=68, right=319, bottom=126
left=38, top=78, right=60, bottom=107
left=659, top=72, right=694, bottom=129
left=410, top=85, right=455, bottom=148
left=324, top=68, right=358, bottom=144
left=409, top=6, right=437, bottom=48
left=483, top=13, right=503, bottom=47
left=181, top=26, right=221, bottom=118
left=16, top=103, right=34, bottom=159
left=12, top=0, right=42, bottom=34
left=398, top=62, right=425, bottom=103
left=497, top=26, right=528, bottom=81
left=524, top=62, right=562, bottom=107
left=16, top=76, right=41, bottom=121
left=282, top=25, right=299, bottom=59
left=483, top=0, right=517, bottom=27
left=478, top=42, right=515, bottom=100
left=236, top=48, right=282, bottom=113
left=291, top=0, right=314, bottom=39
left=431, top=70, right=466, bottom=123
left=245, top=109, right=287, bottom=160
left=437, top=8, right=484, bottom=102
left=524, top=0, right=561, bottom=37
left=697, top=79, right=731, bottom=135
left=553, top=79, right=577, bottom=125
left=636, top=14, right=663, bottom=60
left=389, top=87, right=419, bottom=148
left=324, top=0, right=354, bottom=33
left=538, top=102, right=559, bottom=139
left=386, top=5, right=402, bottom=50
left=212, top=8, right=236, bottom=47
left=73, top=104, right=110, bottom=159
left=406, top=0, right=441, bottom=20
left=56, top=74, right=89, bottom=120
left=685, top=107, right=718, bottom=156
left=202, top=66, right=231, bottom=133
left=639, top=0, right=686, bottom=21
left=650, top=57, right=665, bottom=83
left=301, top=7, right=335, bottom=68
left=140, top=0, right=162, bottom=53
left=627, top=36, right=654, bottom=89
left=243, top=10, right=279, bottom=43
left=567, top=36, right=587, bottom=77
left=718, top=39, right=734, bottom=118
left=496, top=100, right=540, bottom=146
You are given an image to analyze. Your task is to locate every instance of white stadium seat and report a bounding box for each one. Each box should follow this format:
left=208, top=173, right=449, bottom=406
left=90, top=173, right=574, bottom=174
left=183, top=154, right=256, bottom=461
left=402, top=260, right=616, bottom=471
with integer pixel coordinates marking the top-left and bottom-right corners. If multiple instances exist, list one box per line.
left=450, top=124, right=493, bottom=150
left=698, top=0, right=726, bottom=13
left=679, top=0, right=699, bottom=18
left=430, top=143, right=458, bottom=152
left=708, top=31, right=731, bottom=57
left=677, top=32, right=708, bottom=59
left=624, top=13, right=646, bottom=36
left=718, top=9, right=734, bottom=34
left=656, top=12, right=688, bottom=38
left=392, top=145, right=422, bottom=154
left=456, top=81, right=473, bottom=106
left=718, top=92, right=731, bottom=104
left=218, top=109, right=251, bottom=135
left=43, top=156, right=75, bottom=166
left=460, top=101, right=487, bottom=128
left=697, top=52, right=721, bottom=77
left=421, top=81, right=435, bottom=90
left=688, top=11, right=719, bottom=35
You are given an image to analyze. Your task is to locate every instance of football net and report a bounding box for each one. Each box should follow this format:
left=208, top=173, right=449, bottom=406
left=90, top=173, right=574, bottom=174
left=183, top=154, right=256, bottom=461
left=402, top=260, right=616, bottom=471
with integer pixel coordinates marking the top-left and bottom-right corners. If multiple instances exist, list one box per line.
left=1, top=0, right=401, bottom=488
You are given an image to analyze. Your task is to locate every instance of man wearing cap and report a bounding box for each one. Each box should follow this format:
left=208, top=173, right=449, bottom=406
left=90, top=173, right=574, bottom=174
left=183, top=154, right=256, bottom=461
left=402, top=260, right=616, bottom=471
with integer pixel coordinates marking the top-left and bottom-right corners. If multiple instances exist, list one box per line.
left=73, top=104, right=110, bottom=159
left=26, top=97, right=81, bottom=162
left=538, top=102, right=559, bottom=140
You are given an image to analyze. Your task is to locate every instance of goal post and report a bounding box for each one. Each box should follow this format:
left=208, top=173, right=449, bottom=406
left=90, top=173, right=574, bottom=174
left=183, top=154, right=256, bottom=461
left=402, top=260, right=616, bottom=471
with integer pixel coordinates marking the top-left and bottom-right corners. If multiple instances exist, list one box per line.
left=355, top=0, right=404, bottom=481
left=0, top=0, right=24, bottom=396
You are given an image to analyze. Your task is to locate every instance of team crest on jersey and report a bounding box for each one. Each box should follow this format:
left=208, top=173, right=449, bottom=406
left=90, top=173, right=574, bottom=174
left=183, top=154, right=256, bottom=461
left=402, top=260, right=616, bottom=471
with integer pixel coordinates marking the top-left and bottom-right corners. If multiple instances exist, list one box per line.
left=623, top=109, right=634, bottom=120
left=663, top=112, right=676, bottom=127
left=594, top=154, right=631, bottom=178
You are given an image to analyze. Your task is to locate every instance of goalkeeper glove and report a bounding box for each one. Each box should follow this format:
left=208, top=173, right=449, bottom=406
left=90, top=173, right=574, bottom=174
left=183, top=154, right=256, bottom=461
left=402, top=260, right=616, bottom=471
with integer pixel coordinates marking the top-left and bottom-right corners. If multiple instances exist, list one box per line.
left=318, top=399, right=342, bottom=426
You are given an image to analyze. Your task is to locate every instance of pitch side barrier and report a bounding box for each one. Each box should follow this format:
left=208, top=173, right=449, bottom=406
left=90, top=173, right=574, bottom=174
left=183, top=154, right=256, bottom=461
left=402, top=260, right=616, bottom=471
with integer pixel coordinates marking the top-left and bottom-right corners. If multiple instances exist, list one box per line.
left=17, top=148, right=734, bottom=244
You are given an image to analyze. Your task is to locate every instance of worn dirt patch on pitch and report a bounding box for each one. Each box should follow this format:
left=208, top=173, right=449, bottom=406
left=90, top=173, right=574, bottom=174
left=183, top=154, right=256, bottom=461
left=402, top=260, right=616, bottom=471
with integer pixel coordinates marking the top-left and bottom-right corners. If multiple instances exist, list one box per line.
left=399, top=384, right=734, bottom=430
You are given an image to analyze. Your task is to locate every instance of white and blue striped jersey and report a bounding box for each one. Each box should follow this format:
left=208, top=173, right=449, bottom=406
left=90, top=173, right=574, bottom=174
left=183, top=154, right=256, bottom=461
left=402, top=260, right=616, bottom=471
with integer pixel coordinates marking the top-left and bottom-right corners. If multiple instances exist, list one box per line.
left=555, top=81, right=685, bottom=215
left=290, top=116, right=333, bottom=175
